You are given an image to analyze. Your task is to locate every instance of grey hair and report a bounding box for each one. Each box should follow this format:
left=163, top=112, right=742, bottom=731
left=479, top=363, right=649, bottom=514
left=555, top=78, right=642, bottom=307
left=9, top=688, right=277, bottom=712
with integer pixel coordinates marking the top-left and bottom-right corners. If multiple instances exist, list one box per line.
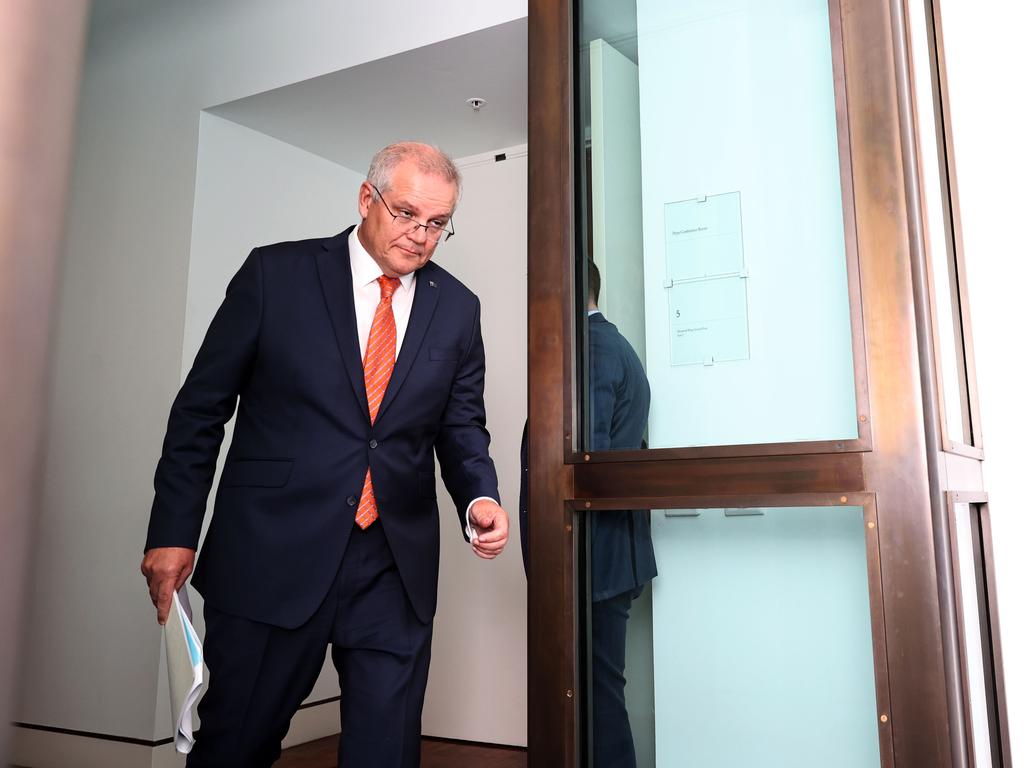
left=366, top=142, right=462, bottom=200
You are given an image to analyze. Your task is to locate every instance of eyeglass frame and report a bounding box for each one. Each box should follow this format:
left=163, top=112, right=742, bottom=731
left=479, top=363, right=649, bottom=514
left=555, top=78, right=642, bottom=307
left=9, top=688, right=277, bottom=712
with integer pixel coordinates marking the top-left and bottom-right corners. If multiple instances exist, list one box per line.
left=369, top=183, right=456, bottom=243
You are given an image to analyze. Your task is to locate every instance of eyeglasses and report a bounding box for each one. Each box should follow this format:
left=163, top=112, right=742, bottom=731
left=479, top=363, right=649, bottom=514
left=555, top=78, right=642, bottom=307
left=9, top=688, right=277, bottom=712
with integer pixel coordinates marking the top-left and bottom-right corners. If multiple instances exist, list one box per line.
left=370, top=184, right=455, bottom=243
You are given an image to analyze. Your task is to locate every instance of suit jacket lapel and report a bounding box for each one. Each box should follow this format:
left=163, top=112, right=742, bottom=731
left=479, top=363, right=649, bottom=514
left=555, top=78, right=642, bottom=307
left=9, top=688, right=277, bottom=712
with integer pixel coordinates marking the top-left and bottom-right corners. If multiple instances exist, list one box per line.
left=315, top=227, right=370, bottom=421
left=376, top=261, right=440, bottom=422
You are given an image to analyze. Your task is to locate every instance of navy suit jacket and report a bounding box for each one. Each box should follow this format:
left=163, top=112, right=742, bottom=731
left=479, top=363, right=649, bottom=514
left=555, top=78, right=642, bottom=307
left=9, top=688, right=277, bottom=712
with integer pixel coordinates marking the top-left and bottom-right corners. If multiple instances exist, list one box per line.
left=147, top=227, right=499, bottom=628
left=587, top=312, right=657, bottom=600
left=520, top=312, right=656, bottom=600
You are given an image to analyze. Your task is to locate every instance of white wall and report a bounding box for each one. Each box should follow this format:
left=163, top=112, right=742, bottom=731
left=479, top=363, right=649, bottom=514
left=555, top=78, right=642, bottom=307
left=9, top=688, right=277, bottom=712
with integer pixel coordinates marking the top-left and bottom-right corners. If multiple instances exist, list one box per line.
left=940, top=1, right=1024, bottom=760
left=17, top=0, right=526, bottom=762
left=182, top=114, right=365, bottom=376
left=590, top=39, right=646, bottom=360
left=424, top=149, right=528, bottom=746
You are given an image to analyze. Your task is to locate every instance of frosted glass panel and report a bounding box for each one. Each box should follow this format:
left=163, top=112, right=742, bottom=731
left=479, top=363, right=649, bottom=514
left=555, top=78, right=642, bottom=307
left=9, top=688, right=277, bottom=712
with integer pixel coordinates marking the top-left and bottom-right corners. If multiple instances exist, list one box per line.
left=576, top=0, right=859, bottom=451
left=584, top=506, right=884, bottom=767
left=953, top=503, right=995, bottom=767
left=906, top=0, right=970, bottom=446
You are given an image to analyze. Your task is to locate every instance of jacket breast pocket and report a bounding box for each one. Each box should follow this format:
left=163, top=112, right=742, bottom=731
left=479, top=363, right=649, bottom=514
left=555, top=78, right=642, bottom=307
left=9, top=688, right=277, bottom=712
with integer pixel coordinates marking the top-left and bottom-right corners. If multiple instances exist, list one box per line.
left=220, top=458, right=294, bottom=488
left=429, top=347, right=462, bottom=362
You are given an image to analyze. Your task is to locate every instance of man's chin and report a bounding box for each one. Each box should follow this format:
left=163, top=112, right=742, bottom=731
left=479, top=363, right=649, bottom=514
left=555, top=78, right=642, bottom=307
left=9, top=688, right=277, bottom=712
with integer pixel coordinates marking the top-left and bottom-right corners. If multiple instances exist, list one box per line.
left=396, top=252, right=428, bottom=272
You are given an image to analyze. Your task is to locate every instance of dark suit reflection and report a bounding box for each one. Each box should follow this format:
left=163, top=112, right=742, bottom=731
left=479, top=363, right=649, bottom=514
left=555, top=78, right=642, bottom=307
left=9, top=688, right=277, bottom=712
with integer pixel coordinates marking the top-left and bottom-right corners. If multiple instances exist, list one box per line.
left=587, top=311, right=656, bottom=768
left=520, top=311, right=656, bottom=768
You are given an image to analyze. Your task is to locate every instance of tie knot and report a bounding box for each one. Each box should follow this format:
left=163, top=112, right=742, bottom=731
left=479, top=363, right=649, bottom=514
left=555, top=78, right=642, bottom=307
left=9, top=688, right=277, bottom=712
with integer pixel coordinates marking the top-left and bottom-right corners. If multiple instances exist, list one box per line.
left=377, top=275, right=401, bottom=300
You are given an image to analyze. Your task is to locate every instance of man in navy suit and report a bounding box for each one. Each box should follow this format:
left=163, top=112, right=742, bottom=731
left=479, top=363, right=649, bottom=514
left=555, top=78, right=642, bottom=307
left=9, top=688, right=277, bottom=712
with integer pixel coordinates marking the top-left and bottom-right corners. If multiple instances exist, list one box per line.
left=584, top=260, right=657, bottom=768
left=141, top=142, right=509, bottom=768
left=519, top=260, right=656, bottom=768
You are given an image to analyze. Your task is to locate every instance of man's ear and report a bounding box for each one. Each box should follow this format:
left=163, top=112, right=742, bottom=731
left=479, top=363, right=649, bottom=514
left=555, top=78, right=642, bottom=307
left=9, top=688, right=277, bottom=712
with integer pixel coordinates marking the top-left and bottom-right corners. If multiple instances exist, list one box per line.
left=357, top=181, right=374, bottom=219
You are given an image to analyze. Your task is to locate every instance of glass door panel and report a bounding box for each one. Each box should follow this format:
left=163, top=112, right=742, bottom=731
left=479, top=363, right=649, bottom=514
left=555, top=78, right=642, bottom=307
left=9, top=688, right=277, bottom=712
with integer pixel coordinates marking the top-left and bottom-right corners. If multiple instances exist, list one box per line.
left=583, top=503, right=889, bottom=767
left=905, top=0, right=974, bottom=449
left=949, top=501, right=1006, bottom=767
left=575, top=0, right=861, bottom=452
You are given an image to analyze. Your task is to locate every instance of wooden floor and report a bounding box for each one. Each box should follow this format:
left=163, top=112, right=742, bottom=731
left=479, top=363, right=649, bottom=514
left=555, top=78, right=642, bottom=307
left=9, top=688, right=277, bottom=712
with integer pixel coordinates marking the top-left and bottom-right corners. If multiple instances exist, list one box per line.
left=277, top=735, right=527, bottom=767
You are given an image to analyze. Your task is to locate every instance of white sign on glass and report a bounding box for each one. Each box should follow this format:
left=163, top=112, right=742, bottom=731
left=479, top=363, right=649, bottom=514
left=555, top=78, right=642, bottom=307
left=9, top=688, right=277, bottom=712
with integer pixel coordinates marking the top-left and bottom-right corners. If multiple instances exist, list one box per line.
left=669, top=276, right=749, bottom=365
left=664, top=191, right=744, bottom=280
left=664, top=192, right=750, bottom=366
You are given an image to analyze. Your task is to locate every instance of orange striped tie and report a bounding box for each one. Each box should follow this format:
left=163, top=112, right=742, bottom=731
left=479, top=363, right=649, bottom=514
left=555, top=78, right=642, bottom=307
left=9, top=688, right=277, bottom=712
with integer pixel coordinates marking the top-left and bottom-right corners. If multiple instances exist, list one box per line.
left=355, top=275, right=401, bottom=529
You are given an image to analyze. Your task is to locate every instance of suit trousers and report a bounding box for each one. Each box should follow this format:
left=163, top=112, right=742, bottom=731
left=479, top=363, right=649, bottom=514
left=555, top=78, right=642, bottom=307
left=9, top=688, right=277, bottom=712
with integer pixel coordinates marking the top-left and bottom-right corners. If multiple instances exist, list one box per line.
left=187, top=521, right=433, bottom=768
left=591, top=589, right=641, bottom=768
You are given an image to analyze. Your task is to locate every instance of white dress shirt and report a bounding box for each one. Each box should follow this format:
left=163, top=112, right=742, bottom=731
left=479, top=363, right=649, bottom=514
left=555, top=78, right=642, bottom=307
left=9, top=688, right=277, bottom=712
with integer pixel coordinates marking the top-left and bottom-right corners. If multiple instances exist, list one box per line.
left=349, top=228, right=417, bottom=359
left=348, top=229, right=495, bottom=542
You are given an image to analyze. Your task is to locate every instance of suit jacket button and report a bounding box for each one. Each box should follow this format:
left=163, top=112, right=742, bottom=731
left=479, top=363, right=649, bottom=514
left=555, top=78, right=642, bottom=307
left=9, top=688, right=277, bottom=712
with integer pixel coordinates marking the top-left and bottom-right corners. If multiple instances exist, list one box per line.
left=347, top=496, right=357, bottom=506
left=369, top=439, right=378, bottom=449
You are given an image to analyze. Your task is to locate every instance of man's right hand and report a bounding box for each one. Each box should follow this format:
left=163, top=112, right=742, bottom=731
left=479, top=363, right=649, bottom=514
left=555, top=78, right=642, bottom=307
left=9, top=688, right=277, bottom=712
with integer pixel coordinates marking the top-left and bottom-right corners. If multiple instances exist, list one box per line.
left=141, top=547, right=196, bottom=625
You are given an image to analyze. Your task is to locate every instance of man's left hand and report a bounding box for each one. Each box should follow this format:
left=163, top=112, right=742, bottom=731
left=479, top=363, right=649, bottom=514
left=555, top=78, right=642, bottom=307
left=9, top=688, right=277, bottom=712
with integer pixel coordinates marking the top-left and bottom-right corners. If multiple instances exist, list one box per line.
left=468, top=499, right=509, bottom=560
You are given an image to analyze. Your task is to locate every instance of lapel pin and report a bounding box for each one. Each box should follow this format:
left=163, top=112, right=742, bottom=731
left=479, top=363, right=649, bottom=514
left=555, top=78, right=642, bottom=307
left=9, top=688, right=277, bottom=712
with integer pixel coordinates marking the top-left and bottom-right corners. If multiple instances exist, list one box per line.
left=429, top=280, right=437, bottom=288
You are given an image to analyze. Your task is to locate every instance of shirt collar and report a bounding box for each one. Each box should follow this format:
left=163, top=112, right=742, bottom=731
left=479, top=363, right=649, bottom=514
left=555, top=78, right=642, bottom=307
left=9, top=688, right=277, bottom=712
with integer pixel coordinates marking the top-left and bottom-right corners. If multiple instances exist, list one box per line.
left=349, top=226, right=416, bottom=292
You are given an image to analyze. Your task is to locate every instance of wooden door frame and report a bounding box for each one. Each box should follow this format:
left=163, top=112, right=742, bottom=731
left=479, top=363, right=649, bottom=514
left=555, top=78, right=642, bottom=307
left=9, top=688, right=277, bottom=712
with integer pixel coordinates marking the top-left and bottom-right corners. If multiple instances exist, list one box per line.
left=526, top=1, right=579, bottom=763
left=526, top=0, right=971, bottom=764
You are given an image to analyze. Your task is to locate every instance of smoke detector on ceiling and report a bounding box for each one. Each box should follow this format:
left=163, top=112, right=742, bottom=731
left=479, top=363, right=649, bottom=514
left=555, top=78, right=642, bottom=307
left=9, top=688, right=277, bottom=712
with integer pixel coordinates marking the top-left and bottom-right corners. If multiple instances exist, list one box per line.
left=466, top=97, right=487, bottom=111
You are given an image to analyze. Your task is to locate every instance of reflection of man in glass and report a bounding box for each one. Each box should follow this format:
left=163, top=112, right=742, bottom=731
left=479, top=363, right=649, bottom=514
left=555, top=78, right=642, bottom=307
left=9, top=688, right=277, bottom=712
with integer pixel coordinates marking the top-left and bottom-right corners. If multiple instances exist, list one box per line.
left=519, top=260, right=657, bottom=766
left=585, top=259, right=657, bottom=768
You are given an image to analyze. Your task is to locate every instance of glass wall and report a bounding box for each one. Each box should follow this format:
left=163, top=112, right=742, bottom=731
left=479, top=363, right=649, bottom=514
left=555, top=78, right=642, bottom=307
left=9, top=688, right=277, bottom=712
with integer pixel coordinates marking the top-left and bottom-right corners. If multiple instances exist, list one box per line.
left=575, top=0, right=860, bottom=452
left=951, top=502, right=999, bottom=767
left=905, top=0, right=975, bottom=449
left=582, top=504, right=885, bottom=767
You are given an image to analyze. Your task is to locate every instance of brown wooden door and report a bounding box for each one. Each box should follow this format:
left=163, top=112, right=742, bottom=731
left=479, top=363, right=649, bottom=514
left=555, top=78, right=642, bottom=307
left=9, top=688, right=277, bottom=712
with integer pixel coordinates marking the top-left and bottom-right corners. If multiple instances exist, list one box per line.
left=525, top=0, right=1008, bottom=766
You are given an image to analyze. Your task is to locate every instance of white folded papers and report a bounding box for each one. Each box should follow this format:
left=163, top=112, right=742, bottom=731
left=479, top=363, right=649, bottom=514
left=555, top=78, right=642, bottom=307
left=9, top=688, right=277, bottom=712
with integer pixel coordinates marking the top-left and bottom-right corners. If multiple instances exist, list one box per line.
left=164, top=588, right=204, bottom=754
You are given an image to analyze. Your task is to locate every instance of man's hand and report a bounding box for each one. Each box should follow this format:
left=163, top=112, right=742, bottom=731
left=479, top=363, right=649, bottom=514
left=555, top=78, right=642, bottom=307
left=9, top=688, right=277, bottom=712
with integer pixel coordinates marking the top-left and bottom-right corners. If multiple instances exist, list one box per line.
left=468, top=500, right=509, bottom=560
left=141, top=547, right=196, bottom=625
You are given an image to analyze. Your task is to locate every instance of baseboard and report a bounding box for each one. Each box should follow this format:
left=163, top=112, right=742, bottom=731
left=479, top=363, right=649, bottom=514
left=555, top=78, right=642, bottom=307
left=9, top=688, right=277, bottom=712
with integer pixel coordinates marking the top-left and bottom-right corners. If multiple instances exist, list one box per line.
left=11, top=699, right=342, bottom=768
left=422, top=734, right=528, bottom=751
left=283, top=696, right=340, bottom=749
left=11, top=726, right=157, bottom=768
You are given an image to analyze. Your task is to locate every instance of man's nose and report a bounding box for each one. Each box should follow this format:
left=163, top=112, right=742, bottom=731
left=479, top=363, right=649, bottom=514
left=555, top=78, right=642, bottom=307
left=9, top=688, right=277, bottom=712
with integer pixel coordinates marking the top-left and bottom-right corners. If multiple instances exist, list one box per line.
left=408, top=225, right=429, bottom=244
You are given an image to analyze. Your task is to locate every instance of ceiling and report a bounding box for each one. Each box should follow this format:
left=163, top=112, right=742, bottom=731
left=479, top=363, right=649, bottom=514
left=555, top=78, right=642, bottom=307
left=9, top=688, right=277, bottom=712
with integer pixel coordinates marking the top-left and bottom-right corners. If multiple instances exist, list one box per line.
left=581, top=0, right=639, bottom=62
left=208, top=18, right=528, bottom=172
left=87, top=3, right=640, bottom=169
